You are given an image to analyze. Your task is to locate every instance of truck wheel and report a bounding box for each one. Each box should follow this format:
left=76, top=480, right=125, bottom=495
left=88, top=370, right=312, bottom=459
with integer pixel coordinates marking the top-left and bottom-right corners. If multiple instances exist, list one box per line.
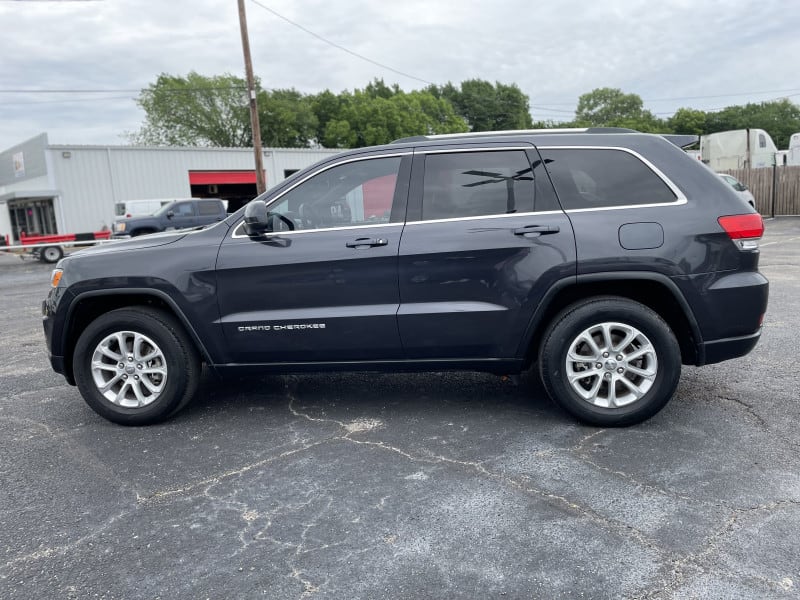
left=539, top=297, right=681, bottom=427
left=40, top=245, right=64, bottom=263
left=130, top=229, right=155, bottom=237
left=73, top=307, right=201, bottom=425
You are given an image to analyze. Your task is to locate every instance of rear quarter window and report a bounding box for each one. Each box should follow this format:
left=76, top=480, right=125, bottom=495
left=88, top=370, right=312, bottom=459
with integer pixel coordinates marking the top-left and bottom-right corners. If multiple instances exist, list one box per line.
left=539, top=148, right=677, bottom=210
left=198, top=201, right=222, bottom=215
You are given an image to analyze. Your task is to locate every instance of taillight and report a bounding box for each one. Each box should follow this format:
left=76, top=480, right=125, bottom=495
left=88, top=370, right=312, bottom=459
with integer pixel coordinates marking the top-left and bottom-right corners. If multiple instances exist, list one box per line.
left=718, top=214, right=764, bottom=250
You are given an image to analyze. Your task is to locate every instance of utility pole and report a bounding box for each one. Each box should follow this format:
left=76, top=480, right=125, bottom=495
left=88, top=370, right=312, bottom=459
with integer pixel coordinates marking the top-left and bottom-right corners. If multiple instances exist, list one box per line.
left=237, top=0, right=266, bottom=195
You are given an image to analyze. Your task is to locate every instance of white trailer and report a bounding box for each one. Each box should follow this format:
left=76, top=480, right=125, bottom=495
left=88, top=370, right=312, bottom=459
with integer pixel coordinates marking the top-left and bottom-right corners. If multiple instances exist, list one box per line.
left=787, top=132, right=800, bottom=166
left=700, top=128, right=777, bottom=170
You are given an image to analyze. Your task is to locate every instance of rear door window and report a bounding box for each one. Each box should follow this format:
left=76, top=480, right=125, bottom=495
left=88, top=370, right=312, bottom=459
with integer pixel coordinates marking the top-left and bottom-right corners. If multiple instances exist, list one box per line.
left=539, top=148, right=677, bottom=210
left=421, top=150, right=537, bottom=220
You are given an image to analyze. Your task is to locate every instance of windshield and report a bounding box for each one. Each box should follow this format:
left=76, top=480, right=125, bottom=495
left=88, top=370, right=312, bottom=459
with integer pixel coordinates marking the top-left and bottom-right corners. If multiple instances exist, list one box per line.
left=153, top=203, right=176, bottom=217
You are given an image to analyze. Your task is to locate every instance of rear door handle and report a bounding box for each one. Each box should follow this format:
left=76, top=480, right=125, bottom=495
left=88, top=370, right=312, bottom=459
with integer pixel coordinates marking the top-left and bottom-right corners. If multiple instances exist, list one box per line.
left=514, top=225, right=560, bottom=236
left=346, top=237, right=389, bottom=248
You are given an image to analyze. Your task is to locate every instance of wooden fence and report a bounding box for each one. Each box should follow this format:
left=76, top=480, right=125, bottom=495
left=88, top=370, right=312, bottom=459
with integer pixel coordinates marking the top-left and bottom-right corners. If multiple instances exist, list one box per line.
left=722, top=166, right=800, bottom=216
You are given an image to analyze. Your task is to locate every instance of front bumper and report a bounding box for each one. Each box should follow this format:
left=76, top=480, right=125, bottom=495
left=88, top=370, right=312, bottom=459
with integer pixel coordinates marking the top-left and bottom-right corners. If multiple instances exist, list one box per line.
left=42, top=292, right=75, bottom=384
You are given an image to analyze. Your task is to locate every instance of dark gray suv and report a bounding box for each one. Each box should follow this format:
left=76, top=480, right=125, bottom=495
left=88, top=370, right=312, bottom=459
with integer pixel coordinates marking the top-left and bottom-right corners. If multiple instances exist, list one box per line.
left=43, top=128, right=768, bottom=426
left=111, top=198, right=227, bottom=238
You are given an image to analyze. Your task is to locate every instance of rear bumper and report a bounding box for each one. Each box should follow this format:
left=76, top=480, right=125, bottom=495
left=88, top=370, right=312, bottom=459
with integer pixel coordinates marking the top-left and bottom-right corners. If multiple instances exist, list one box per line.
left=700, top=329, right=762, bottom=366
left=675, top=270, right=768, bottom=365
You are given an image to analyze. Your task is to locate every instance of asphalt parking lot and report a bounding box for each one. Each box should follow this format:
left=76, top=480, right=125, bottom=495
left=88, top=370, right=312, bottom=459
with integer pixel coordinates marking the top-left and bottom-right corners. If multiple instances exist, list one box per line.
left=1, top=218, right=799, bottom=599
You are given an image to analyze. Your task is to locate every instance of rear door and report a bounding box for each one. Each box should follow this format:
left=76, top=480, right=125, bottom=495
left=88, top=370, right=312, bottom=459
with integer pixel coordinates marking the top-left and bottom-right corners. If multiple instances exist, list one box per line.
left=215, top=152, right=411, bottom=364
left=397, top=144, right=576, bottom=359
left=197, top=200, right=226, bottom=226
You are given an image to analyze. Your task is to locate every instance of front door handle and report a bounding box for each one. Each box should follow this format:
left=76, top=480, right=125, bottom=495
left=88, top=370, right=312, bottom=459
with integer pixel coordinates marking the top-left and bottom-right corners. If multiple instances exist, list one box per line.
left=514, top=225, right=560, bottom=236
left=346, top=237, right=389, bottom=248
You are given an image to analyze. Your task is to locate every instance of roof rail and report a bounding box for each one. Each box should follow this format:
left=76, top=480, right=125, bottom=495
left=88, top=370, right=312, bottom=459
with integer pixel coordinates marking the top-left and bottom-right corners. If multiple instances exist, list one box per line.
left=391, top=127, right=638, bottom=144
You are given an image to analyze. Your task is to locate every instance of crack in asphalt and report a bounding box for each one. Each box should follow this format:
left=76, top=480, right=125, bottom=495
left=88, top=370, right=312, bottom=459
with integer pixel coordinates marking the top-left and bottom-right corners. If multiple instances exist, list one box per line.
left=638, top=499, right=800, bottom=599
left=2, top=362, right=797, bottom=600
left=1, top=510, right=132, bottom=573
left=716, top=394, right=769, bottom=430
left=136, top=440, right=331, bottom=505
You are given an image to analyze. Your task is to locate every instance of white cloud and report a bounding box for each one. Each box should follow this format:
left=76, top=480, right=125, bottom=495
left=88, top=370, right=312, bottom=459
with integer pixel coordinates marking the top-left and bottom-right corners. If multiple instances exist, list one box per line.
left=1, top=0, right=799, bottom=146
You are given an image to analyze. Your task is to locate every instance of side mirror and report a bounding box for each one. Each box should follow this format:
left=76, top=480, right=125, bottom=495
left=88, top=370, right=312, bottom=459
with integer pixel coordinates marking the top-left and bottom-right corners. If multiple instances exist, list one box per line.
left=166, top=210, right=174, bottom=219
left=243, top=200, right=270, bottom=236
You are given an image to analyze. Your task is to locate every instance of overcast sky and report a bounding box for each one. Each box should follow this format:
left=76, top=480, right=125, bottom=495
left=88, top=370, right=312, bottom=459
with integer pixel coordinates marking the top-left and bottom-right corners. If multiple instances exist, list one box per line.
left=1, top=0, right=799, bottom=148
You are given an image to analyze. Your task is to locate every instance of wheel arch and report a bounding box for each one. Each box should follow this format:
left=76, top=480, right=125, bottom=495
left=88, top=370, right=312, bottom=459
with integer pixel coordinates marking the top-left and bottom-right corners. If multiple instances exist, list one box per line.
left=63, top=289, right=213, bottom=385
left=519, top=272, right=704, bottom=367
left=130, top=228, right=159, bottom=237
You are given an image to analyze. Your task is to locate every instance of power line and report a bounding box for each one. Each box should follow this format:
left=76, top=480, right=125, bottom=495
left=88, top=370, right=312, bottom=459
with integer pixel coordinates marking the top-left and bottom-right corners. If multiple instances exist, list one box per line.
left=0, top=95, right=136, bottom=106
left=0, top=87, right=244, bottom=93
left=247, top=0, right=434, bottom=86
left=536, top=87, right=800, bottom=106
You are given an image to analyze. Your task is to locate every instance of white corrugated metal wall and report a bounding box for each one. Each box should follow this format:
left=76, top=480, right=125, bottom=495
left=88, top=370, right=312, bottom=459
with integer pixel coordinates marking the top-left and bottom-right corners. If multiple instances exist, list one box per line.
left=45, top=145, right=340, bottom=233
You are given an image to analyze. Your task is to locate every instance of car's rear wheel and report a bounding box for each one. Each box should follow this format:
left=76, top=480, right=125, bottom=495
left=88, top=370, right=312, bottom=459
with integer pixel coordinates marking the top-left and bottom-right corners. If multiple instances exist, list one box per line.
left=73, top=307, right=200, bottom=425
left=539, top=297, right=681, bottom=426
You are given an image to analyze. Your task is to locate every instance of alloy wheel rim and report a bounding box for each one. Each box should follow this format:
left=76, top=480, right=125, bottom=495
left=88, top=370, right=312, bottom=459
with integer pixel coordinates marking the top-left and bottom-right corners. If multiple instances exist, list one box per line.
left=90, top=331, right=168, bottom=408
left=565, top=322, right=658, bottom=408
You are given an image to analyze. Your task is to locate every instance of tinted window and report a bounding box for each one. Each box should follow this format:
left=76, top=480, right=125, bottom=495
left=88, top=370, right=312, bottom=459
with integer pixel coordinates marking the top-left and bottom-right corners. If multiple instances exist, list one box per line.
left=421, top=151, right=535, bottom=220
left=540, top=148, right=677, bottom=210
left=758, top=133, right=767, bottom=149
left=198, top=201, right=221, bottom=215
left=268, top=157, right=401, bottom=231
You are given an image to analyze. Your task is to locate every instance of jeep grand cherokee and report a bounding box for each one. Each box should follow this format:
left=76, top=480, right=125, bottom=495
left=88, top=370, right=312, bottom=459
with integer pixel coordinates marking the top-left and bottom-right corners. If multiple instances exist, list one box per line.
left=42, top=128, right=768, bottom=426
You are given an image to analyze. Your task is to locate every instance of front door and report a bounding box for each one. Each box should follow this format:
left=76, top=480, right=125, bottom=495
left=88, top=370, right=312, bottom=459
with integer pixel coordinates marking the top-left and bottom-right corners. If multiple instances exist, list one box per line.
left=398, top=146, right=576, bottom=359
left=215, top=153, right=411, bottom=364
left=165, top=201, right=197, bottom=230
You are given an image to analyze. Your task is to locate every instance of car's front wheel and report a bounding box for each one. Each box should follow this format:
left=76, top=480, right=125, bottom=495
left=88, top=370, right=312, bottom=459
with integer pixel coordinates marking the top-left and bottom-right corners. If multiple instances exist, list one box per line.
left=539, top=297, right=681, bottom=426
left=73, top=307, right=200, bottom=425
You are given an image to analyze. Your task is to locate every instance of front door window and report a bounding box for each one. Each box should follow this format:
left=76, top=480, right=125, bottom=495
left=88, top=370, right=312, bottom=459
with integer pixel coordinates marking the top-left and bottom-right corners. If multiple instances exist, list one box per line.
left=266, top=156, right=402, bottom=231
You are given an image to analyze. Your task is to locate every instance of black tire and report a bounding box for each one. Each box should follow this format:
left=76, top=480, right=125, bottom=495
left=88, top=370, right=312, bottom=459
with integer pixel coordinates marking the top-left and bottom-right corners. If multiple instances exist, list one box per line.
left=40, top=245, right=64, bottom=263
left=130, top=229, right=156, bottom=237
left=73, top=307, right=201, bottom=425
left=539, top=296, right=681, bottom=427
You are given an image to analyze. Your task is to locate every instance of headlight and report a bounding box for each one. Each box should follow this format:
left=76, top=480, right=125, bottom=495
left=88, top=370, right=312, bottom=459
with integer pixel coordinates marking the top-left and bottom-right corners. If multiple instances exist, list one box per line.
left=114, top=222, right=126, bottom=233
left=51, top=268, right=64, bottom=288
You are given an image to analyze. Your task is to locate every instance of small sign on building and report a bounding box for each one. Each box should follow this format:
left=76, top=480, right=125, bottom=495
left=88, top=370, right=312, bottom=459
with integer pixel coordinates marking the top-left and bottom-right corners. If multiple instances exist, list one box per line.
left=13, top=151, right=25, bottom=178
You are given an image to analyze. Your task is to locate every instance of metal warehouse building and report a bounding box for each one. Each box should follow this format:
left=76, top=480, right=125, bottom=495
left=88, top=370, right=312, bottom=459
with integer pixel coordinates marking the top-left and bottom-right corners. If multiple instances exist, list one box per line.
left=0, top=133, right=339, bottom=242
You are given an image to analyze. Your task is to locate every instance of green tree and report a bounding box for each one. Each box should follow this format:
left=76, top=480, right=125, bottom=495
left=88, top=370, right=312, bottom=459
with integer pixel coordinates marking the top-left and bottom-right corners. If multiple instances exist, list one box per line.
left=574, top=87, right=669, bottom=132
left=131, top=72, right=251, bottom=147
left=310, top=90, right=347, bottom=145
left=431, top=79, right=533, bottom=131
left=668, top=108, right=707, bottom=136
left=311, top=81, right=468, bottom=148
left=257, top=89, right=318, bottom=148
left=364, top=78, right=401, bottom=99
left=575, top=87, right=644, bottom=125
